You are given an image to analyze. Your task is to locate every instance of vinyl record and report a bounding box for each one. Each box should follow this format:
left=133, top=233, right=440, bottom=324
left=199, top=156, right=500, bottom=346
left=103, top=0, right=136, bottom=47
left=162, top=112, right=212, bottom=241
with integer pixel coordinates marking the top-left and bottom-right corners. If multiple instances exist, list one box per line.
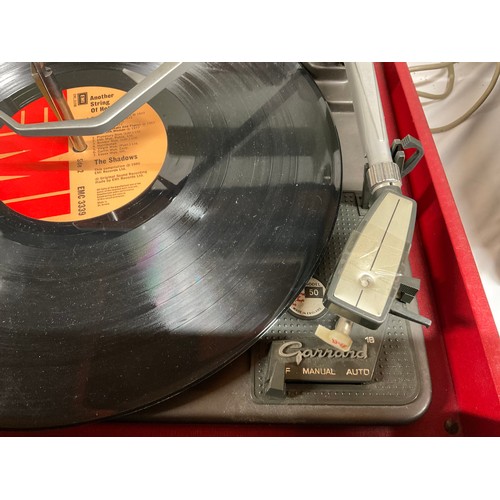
left=0, top=62, right=342, bottom=428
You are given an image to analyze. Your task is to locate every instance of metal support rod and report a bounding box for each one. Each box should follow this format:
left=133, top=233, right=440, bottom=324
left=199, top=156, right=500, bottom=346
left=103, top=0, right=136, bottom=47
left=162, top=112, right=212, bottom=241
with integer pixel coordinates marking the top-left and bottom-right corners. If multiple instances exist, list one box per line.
left=31, top=62, right=87, bottom=151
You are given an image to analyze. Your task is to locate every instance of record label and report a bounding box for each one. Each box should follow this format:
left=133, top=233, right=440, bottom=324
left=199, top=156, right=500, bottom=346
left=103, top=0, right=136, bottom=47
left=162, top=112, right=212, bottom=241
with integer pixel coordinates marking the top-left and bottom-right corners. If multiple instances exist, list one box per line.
left=0, top=86, right=168, bottom=222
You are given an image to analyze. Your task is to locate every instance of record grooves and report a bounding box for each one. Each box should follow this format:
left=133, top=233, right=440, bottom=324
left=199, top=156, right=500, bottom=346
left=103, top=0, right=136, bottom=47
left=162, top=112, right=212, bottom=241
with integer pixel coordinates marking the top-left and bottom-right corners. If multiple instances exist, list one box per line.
left=0, top=63, right=341, bottom=428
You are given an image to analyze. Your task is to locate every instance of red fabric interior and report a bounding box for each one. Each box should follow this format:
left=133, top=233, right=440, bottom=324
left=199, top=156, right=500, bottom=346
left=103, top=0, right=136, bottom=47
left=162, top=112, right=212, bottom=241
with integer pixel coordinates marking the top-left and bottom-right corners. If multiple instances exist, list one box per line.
left=382, top=63, right=499, bottom=436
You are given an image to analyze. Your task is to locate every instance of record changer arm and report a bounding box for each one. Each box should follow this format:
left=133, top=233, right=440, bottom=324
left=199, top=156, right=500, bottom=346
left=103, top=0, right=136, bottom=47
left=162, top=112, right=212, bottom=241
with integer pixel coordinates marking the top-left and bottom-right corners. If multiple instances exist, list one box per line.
left=0, top=62, right=195, bottom=137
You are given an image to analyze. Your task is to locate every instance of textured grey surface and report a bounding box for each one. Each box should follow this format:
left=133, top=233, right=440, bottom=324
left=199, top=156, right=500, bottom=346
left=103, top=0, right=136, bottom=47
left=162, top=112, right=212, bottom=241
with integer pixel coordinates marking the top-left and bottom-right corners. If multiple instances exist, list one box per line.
left=252, top=194, right=421, bottom=407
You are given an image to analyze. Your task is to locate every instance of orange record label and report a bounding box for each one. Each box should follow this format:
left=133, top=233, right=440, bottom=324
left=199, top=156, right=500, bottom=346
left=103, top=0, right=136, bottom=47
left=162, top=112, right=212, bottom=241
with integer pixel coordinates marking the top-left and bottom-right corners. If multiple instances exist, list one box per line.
left=0, top=86, right=168, bottom=222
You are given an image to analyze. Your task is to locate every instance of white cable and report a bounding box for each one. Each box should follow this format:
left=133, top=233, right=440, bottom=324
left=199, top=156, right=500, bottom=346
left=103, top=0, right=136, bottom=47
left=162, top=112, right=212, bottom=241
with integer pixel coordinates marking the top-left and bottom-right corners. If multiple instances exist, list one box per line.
left=409, top=62, right=500, bottom=134
left=409, top=62, right=456, bottom=100
left=430, top=63, right=500, bottom=134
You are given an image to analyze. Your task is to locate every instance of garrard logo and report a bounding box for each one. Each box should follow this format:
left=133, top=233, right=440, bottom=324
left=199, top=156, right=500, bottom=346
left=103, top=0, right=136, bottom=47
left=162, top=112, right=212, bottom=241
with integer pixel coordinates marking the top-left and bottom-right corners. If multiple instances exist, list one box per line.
left=278, top=341, right=367, bottom=365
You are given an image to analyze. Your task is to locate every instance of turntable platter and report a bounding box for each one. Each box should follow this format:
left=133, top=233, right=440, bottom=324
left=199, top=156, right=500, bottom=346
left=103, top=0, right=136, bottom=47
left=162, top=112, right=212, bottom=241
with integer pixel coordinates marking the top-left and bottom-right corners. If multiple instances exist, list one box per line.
left=0, top=62, right=341, bottom=428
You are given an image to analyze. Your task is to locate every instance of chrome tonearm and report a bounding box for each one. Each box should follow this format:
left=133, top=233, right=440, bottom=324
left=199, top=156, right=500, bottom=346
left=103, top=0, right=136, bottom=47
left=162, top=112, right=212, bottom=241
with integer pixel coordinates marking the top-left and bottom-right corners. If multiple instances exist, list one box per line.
left=317, top=62, right=430, bottom=352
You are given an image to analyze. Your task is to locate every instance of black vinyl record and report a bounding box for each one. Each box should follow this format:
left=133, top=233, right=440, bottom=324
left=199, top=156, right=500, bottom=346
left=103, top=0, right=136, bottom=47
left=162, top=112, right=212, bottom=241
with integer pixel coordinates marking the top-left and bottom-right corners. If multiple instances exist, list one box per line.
left=0, top=62, right=341, bottom=428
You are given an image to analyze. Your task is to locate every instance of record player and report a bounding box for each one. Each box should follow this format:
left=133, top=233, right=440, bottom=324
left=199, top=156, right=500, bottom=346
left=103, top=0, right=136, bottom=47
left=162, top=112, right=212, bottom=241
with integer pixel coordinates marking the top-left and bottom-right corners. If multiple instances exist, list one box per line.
left=0, top=62, right=497, bottom=435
